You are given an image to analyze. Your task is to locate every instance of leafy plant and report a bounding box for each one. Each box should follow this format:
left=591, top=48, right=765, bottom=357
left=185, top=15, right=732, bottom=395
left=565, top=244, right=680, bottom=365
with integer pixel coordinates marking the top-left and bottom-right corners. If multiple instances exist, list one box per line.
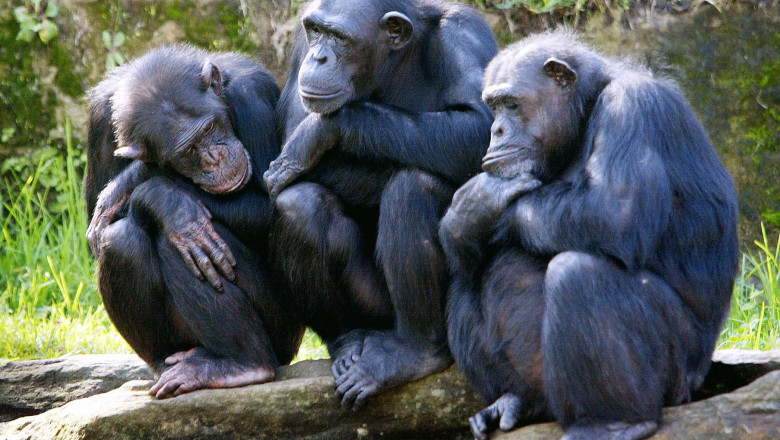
left=14, top=0, right=59, bottom=44
left=102, top=30, right=126, bottom=70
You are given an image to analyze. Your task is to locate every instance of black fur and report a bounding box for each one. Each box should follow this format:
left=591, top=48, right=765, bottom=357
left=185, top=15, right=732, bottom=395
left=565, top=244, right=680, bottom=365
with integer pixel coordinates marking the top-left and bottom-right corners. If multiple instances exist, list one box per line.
left=86, top=45, right=304, bottom=396
left=270, top=0, right=497, bottom=409
left=440, top=31, right=739, bottom=439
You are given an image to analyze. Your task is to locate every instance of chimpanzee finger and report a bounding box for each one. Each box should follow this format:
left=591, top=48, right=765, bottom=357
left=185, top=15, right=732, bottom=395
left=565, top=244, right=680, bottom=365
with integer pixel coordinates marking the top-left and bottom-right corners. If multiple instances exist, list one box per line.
left=201, top=234, right=235, bottom=282
left=155, top=378, right=183, bottom=399
left=207, top=226, right=237, bottom=269
left=174, top=241, right=205, bottom=281
left=190, top=244, right=224, bottom=292
left=351, top=384, right=379, bottom=410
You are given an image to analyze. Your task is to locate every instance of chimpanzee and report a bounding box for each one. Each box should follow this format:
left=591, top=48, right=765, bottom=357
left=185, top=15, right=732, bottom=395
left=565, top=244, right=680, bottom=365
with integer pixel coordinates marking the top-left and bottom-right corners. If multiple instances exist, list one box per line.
left=263, top=0, right=497, bottom=408
left=85, top=45, right=304, bottom=399
left=439, top=30, right=739, bottom=440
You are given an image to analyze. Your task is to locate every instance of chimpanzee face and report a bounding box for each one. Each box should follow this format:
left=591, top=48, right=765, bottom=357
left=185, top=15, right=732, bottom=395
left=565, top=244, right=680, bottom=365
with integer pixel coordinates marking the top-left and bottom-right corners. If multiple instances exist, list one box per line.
left=297, top=0, right=414, bottom=114
left=481, top=52, right=580, bottom=181
left=112, top=60, right=251, bottom=194
left=164, top=113, right=252, bottom=195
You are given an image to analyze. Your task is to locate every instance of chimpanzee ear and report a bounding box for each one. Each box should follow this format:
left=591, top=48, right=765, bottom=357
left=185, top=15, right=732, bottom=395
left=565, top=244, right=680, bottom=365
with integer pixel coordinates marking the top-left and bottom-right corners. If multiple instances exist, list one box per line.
left=544, top=57, right=577, bottom=89
left=380, top=12, right=413, bottom=50
left=114, top=141, right=147, bottom=161
left=201, top=61, right=224, bottom=96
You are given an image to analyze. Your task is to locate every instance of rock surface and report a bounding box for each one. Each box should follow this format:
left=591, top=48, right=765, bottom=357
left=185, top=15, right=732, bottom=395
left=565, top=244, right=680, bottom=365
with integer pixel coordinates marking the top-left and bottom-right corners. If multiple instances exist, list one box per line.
left=1, top=350, right=779, bottom=439
left=0, top=354, right=152, bottom=422
left=494, top=370, right=780, bottom=440
left=0, top=360, right=482, bottom=440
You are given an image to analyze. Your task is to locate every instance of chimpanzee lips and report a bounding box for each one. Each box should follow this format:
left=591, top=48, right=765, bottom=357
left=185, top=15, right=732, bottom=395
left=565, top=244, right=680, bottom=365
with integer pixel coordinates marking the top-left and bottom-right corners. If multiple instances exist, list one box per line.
left=299, top=88, right=345, bottom=100
left=481, top=147, right=524, bottom=168
left=201, top=148, right=252, bottom=195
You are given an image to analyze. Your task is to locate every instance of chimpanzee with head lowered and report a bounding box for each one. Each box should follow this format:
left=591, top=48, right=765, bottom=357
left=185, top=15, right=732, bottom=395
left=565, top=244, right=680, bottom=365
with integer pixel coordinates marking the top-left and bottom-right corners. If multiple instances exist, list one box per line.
left=439, top=31, right=739, bottom=439
left=86, top=45, right=304, bottom=399
left=263, top=0, right=497, bottom=409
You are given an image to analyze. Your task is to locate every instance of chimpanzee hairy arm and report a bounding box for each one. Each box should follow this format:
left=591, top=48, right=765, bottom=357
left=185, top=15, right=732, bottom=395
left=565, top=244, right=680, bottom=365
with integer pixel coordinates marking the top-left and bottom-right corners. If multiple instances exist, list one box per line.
left=332, top=16, right=494, bottom=185
left=265, top=16, right=495, bottom=197
left=335, top=101, right=492, bottom=184
left=498, top=83, right=674, bottom=270
left=87, top=61, right=279, bottom=287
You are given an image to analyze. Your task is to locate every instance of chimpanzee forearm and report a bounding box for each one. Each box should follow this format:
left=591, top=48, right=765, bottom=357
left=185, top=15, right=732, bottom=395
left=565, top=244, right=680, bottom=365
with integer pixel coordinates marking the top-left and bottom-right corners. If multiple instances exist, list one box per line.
left=92, top=160, right=151, bottom=217
left=152, top=171, right=269, bottom=239
left=500, top=160, right=672, bottom=269
left=439, top=213, right=491, bottom=291
left=333, top=101, right=492, bottom=185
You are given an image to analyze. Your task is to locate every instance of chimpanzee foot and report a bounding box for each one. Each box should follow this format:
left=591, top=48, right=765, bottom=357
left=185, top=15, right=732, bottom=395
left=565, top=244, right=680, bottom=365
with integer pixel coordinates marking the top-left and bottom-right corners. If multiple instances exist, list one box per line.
left=561, top=420, right=659, bottom=440
left=148, top=347, right=274, bottom=399
left=469, top=393, right=524, bottom=440
left=334, top=331, right=452, bottom=410
left=328, top=329, right=369, bottom=380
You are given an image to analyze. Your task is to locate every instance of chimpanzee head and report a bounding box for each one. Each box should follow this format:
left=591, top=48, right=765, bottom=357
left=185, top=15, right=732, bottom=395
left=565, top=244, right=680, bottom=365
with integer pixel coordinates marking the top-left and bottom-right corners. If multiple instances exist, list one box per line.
left=110, top=46, right=252, bottom=194
left=296, top=0, right=415, bottom=114
left=481, top=31, right=608, bottom=181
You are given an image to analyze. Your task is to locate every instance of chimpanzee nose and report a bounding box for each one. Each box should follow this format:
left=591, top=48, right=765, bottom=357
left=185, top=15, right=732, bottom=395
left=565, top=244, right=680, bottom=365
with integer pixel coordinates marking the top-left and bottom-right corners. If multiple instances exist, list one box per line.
left=202, top=148, right=221, bottom=168
left=492, top=121, right=507, bottom=138
left=314, top=53, right=328, bottom=63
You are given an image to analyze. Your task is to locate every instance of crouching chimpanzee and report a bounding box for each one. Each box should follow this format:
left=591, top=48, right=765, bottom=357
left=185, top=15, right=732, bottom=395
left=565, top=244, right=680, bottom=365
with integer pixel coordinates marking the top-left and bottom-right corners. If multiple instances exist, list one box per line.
left=262, top=0, right=497, bottom=408
left=85, top=45, right=304, bottom=399
left=439, top=31, right=739, bottom=440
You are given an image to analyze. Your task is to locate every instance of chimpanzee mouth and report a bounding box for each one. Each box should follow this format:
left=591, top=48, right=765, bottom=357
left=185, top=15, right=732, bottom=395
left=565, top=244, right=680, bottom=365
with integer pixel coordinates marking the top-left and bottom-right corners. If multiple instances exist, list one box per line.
left=481, top=147, right=525, bottom=168
left=299, top=88, right=345, bottom=100
left=203, top=148, right=252, bottom=195
left=224, top=149, right=253, bottom=193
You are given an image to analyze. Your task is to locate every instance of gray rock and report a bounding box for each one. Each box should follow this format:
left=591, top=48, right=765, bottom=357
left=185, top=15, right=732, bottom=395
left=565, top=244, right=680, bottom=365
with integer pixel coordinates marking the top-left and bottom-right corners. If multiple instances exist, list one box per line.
left=0, top=354, right=152, bottom=422
left=0, top=360, right=481, bottom=440
left=1, top=350, right=779, bottom=439
left=494, top=370, right=780, bottom=440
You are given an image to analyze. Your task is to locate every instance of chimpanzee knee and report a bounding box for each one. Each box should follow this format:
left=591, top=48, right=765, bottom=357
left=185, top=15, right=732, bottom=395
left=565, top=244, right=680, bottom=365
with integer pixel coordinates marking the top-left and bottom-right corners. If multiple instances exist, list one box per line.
left=542, top=251, right=673, bottom=427
left=274, top=183, right=335, bottom=227
left=98, top=217, right=182, bottom=369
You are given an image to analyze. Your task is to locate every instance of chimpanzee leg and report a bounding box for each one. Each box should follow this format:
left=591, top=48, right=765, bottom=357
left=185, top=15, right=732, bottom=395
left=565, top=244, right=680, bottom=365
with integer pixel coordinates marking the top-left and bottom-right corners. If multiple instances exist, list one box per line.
left=149, top=221, right=299, bottom=399
left=334, top=169, right=455, bottom=409
left=270, top=181, right=393, bottom=344
left=543, top=251, right=697, bottom=440
left=453, top=249, right=549, bottom=440
left=98, top=217, right=193, bottom=373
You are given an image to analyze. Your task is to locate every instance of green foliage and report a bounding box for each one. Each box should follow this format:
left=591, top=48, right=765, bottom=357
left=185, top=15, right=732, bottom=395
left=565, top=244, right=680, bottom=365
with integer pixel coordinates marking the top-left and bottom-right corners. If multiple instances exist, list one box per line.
left=0, top=121, right=326, bottom=362
left=0, top=121, right=128, bottom=361
left=14, top=0, right=59, bottom=44
left=719, top=224, right=780, bottom=350
left=102, top=30, right=126, bottom=71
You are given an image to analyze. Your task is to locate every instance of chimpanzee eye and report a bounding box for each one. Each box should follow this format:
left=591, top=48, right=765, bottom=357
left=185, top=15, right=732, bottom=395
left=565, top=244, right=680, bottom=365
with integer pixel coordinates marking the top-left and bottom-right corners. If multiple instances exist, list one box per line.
left=505, top=101, right=519, bottom=111
left=203, top=121, right=215, bottom=136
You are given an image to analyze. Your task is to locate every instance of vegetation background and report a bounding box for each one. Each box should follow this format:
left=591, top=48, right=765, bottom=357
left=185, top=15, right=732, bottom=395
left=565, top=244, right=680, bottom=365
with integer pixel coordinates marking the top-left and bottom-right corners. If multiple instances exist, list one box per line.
left=0, top=0, right=778, bottom=363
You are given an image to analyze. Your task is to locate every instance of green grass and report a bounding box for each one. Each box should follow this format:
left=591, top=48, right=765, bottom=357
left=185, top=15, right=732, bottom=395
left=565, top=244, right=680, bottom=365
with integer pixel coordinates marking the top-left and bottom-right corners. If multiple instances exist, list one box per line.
left=719, top=223, right=780, bottom=350
left=0, top=123, right=777, bottom=363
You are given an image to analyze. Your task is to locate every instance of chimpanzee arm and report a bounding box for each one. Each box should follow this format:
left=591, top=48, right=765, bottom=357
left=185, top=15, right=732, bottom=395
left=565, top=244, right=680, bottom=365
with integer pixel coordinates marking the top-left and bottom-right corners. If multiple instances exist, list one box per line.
left=86, top=160, right=150, bottom=256
left=264, top=18, right=495, bottom=197
left=163, top=173, right=275, bottom=244
left=441, top=173, right=541, bottom=288
left=335, top=15, right=494, bottom=184
left=499, top=92, right=673, bottom=270
left=126, top=175, right=240, bottom=292
left=332, top=101, right=492, bottom=184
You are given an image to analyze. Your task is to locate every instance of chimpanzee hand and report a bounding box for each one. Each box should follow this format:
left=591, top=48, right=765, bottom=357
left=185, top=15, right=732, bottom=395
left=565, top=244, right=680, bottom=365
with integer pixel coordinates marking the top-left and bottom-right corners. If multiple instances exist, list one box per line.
left=264, top=113, right=339, bottom=199
left=87, top=161, right=149, bottom=258
left=448, top=172, right=541, bottom=230
left=141, top=179, right=237, bottom=293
